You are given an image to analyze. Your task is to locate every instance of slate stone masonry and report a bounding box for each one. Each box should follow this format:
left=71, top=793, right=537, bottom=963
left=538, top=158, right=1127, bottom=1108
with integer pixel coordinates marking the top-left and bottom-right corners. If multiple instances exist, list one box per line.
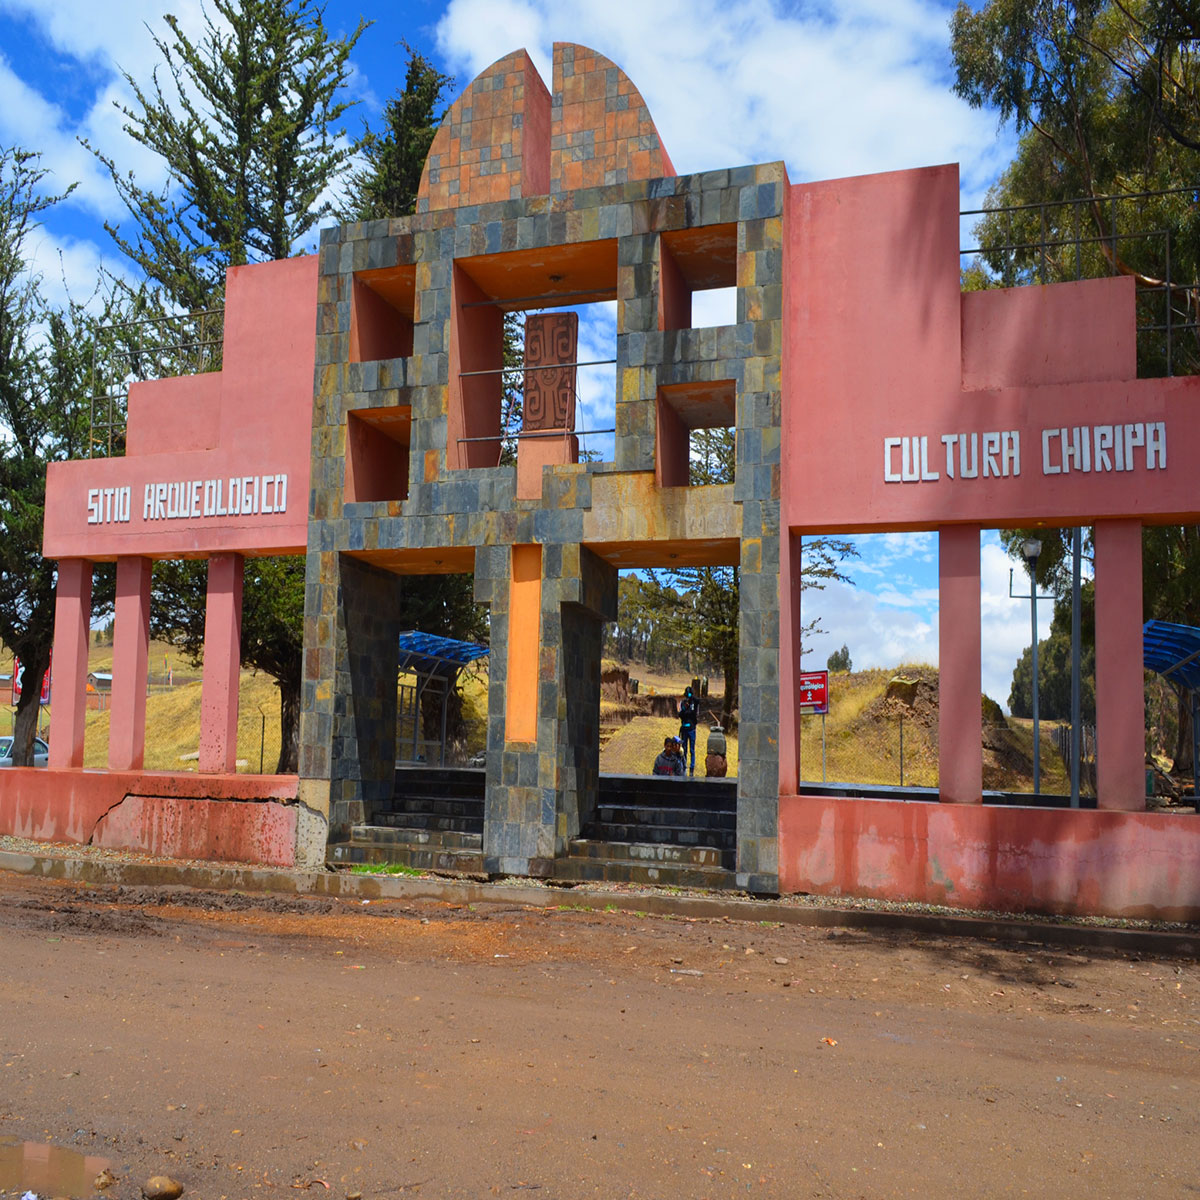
left=300, top=161, right=784, bottom=892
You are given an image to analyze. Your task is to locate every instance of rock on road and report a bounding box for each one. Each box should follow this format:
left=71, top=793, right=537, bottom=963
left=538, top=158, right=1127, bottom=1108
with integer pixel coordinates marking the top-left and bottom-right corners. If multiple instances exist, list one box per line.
left=0, top=872, right=1196, bottom=1199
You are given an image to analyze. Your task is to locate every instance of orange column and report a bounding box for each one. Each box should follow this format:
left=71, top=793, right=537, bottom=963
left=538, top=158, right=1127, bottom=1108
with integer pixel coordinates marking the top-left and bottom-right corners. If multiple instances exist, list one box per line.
left=108, top=556, right=152, bottom=771
left=48, top=558, right=92, bottom=768
left=1094, top=519, right=1145, bottom=811
left=199, top=553, right=244, bottom=773
left=506, top=545, right=542, bottom=743
left=938, top=525, right=982, bottom=802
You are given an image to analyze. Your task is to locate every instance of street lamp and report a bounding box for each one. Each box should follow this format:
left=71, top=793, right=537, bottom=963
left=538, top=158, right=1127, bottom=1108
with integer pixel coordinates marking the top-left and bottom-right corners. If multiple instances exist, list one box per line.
left=1022, top=537, right=1043, bottom=794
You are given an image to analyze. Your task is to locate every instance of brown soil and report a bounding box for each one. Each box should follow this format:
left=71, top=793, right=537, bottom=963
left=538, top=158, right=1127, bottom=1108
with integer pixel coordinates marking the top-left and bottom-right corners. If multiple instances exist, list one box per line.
left=1, top=872, right=1197, bottom=1198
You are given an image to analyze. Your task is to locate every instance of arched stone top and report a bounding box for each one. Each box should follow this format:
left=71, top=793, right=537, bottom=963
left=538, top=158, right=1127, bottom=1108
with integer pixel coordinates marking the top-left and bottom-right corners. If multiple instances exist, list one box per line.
left=550, top=43, right=675, bottom=193
left=416, top=43, right=675, bottom=213
left=416, top=50, right=551, bottom=214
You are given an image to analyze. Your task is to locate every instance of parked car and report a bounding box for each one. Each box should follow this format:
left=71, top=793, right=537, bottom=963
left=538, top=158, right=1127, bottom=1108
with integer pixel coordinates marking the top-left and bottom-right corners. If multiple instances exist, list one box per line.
left=0, top=736, right=49, bottom=767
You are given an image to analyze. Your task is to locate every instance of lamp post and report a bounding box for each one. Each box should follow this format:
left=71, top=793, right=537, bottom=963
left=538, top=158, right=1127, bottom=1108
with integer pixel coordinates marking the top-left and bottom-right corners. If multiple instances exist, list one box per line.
left=1022, top=537, right=1043, bottom=794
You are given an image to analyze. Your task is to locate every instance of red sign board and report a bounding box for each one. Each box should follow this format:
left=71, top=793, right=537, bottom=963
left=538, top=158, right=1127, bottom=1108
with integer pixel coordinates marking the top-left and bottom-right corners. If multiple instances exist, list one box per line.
left=798, top=670, right=828, bottom=713
left=11, top=653, right=51, bottom=706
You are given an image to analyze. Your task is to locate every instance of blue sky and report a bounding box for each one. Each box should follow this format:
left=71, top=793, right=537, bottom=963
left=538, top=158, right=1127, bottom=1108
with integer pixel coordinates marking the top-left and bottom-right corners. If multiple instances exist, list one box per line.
left=0, top=0, right=1051, bottom=706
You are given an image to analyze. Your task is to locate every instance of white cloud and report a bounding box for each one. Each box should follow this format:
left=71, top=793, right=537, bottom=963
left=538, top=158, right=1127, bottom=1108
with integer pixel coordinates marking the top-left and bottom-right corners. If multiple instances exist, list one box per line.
left=804, top=532, right=1054, bottom=712
left=22, top=225, right=133, bottom=314
left=434, top=0, right=1012, bottom=202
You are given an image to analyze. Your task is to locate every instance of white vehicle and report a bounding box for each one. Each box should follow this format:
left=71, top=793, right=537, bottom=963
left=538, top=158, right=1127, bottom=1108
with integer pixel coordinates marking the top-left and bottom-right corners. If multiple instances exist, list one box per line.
left=0, top=736, right=49, bottom=767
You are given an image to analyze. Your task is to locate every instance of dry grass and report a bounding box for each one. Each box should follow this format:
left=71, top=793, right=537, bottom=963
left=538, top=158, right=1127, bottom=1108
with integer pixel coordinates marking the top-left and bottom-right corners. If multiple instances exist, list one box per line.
left=83, top=669, right=285, bottom=772
left=600, top=715, right=737, bottom=778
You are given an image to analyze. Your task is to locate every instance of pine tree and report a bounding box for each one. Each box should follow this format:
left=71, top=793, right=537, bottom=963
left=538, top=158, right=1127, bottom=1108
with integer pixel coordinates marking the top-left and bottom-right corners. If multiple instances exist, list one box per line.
left=93, top=0, right=367, bottom=311
left=342, top=45, right=452, bottom=221
left=92, top=0, right=365, bottom=772
left=0, top=147, right=118, bottom=764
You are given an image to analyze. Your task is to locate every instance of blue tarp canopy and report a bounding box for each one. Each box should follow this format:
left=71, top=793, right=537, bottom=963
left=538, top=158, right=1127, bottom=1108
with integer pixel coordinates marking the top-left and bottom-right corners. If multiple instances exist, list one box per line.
left=1143, top=620, right=1200, bottom=693
left=397, top=630, right=489, bottom=680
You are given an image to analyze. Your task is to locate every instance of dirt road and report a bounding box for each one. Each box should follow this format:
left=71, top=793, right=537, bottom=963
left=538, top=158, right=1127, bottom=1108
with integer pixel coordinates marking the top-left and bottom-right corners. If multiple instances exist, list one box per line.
left=0, top=871, right=1197, bottom=1199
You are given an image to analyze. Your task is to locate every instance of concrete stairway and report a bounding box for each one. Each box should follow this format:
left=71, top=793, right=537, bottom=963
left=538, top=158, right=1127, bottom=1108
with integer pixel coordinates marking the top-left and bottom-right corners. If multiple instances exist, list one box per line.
left=329, top=769, right=741, bottom=889
left=328, top=767, right=486, bottom=873
left=558, top=774, right=740, bottom=889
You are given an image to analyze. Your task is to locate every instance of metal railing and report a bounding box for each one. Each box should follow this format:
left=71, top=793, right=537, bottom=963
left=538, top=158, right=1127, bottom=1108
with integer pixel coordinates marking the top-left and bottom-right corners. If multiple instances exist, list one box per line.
left=961, top=185, right=1200, bottom=378
left=89, top=306, right=224, bottom=458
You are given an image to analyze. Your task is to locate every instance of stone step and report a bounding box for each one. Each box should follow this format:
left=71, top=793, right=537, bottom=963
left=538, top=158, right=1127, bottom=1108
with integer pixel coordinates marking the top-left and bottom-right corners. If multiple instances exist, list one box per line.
left=393, top=783, right=486, bottom=804
left=378, top=799, right=485, bottom=822
left=593, top=804, right=736, bottom=829
left=581, top=822, right=735, bottom=852
left=373, top=811, right=484, bottom=835
left=598, top=775, right=738, bottom=811
left=554, top=852, right=739, bottom=890
left=329, top=841, right=486, bottom=875
left=350, top=823, right=482, bottom=850
left=567, top=838, right=732, bottom=869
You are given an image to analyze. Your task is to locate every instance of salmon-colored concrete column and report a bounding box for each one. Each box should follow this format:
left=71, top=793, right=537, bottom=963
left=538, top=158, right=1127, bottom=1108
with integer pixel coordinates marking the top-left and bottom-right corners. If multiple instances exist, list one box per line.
left=109, top=556, right=152, bottom=771
left=48, top=558, right=93, bottom=768
left=199, top=553, right=244, bottom=773
left=1094, top=519, right=1145, bottom=811
left=938, top=525, right=982, bottom=802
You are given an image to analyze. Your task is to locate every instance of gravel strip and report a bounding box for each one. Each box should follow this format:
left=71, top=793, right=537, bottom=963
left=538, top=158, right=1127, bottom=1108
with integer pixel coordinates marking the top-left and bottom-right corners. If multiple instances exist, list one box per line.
left=3, top=832, right=1197, bottom=937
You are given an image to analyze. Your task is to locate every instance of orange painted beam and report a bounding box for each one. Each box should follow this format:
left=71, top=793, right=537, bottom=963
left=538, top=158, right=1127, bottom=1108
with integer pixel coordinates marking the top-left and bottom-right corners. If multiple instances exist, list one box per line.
left=506, top=545, right=542, bottom=743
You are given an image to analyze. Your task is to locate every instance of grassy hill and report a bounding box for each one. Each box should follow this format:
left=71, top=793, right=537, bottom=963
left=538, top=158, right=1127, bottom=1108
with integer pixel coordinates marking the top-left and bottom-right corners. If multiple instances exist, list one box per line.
left=6, top=641, right=1070, bottom=791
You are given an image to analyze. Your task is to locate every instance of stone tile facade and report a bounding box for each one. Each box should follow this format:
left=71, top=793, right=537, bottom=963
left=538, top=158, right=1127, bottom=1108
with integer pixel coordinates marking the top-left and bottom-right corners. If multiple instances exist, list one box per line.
left=300, top=45, right=782, bottom=892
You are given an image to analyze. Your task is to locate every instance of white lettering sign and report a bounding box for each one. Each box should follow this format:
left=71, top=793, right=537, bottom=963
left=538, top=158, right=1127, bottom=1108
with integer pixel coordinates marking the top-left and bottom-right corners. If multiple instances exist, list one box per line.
left=884, top=423, right=1166, bottom=484
left=89, top=473, right=288, bottom=525
left=86, top=486, right=132, bottom=525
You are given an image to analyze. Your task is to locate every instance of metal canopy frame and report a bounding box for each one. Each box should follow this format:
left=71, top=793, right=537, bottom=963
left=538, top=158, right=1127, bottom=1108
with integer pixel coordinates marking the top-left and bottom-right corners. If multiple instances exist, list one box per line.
left=1143, top=620, right=1200, bottom=802
left=396, top=631, right=489, bottom=767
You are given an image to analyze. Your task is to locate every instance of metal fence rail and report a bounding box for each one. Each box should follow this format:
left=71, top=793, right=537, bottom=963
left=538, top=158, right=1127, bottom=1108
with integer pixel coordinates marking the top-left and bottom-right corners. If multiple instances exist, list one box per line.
left=961, top=184, right=1199, bottom=378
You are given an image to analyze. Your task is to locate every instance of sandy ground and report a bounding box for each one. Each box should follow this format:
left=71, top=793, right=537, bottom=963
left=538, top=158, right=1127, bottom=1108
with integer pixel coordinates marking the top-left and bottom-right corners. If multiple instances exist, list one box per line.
left=0, top=871, right=1198, bottom=1200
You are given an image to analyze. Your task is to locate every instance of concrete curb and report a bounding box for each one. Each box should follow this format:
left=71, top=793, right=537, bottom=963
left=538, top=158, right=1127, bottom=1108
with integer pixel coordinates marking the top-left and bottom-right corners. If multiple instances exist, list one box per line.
left=3, top=850, right=1198, bottom=959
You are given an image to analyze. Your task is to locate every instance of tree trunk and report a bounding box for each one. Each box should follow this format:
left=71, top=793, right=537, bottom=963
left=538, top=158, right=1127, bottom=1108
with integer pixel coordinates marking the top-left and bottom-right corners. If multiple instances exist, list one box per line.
left=276, top=676, right=300, bottom=774
left=1174, top=691, right=1194, bottom=774
left=721, top=657, right=738, bottom=728
left=11, top=645, right=50, bottom=766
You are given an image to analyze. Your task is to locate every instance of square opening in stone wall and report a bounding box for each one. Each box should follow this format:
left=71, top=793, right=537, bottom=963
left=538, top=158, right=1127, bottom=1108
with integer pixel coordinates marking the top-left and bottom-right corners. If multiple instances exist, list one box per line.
left=656, top=380, right=736, bottom=488
left=350, top=264, right=416, bottom=364
left=659, top=224, right=738, bottom=332
left=449, top=242, right=619, bottom=479
left=345, top=408, right=411, bottom=504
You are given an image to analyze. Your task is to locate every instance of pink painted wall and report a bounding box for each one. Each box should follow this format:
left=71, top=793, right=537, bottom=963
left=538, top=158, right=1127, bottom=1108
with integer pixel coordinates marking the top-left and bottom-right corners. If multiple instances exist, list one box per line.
left=780, top=793, right=1200, bottom=922
left=779, top=162, right=1200, bottom=823
left=43, top=255, right=318, bottom=559
left=0, top=768, right=298, bottom=865
left=92, top=794, right=297, bottom=867
left=126, top=375, right=219, bottom=456
left=350, top=276, right=413, bottom=363
left=938, top=525, right=982, bottom=802
left=781, top=165, right=1199, bottom=533
left=447, top=263, right=504, bottom=471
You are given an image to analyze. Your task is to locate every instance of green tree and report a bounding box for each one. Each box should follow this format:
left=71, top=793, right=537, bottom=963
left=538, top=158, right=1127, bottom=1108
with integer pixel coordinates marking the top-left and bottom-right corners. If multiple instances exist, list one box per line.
left=94, top=0, right=367, bottom=311
left=658, top=428, right=857, bottom=726
left=827, top=644, right=852, bottom=673
left=953, top=0, right=1200, bottom=769
left=94, top=0, right=366, bottom=772
left=952, top=0, right=1200, bottom=374
left=0, top=147, right=116, bottom=764
left=342, top=44, right=452, bottom=221
left=1008, top=582, right=1097, bottom=721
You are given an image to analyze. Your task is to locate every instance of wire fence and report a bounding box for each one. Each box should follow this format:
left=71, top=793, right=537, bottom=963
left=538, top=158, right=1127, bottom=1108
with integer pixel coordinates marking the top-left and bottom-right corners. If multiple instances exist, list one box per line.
left=799, top=712, right=938, bottom=787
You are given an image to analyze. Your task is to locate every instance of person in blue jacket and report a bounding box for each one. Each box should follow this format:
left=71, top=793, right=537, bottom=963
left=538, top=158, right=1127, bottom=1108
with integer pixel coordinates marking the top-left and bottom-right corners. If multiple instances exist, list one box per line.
left=677, top=686, right=700, bottom=776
